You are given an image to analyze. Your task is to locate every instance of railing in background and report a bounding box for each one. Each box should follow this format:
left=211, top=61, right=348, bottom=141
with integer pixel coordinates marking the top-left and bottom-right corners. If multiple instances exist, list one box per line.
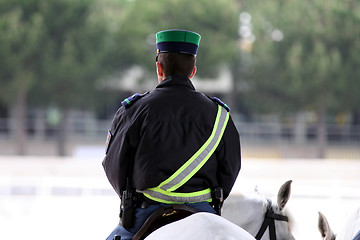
left=1, top=116, right=359, bottom=142
left=0, top=115, right=359, bottom=158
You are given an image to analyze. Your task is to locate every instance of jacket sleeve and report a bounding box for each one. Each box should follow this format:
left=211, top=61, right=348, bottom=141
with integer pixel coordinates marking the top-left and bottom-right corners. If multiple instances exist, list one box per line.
left=102, top=107, right=135, bottom=197
left=216, top=115, right=241, bottom=200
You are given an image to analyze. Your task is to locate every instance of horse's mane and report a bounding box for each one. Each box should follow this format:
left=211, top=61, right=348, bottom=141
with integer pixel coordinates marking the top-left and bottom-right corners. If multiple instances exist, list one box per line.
left=284, top=208, right=295, bottom=233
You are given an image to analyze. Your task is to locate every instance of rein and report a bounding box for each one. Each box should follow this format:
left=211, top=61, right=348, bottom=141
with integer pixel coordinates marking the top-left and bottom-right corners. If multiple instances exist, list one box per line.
left=255, top=199, right=289, bottom=240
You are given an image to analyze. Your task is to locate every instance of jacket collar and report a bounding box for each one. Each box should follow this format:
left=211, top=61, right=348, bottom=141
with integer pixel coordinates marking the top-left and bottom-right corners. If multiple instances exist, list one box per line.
left=156, top=75, right=195, bottom=90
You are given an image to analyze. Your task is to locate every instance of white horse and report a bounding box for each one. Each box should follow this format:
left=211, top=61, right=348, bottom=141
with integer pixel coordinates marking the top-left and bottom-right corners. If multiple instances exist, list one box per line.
left=318, top=207, right=360, bottom=240
left=144, top=180, right=295, bottom=240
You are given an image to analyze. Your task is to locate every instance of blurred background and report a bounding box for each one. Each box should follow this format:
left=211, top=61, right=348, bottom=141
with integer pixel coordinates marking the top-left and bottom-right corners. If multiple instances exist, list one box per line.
left=0, top=0, right=359, bottom=239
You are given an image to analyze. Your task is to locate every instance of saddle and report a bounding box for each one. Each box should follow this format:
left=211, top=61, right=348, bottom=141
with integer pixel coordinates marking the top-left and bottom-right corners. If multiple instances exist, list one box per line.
left=133, top=205, right=199, bottom=240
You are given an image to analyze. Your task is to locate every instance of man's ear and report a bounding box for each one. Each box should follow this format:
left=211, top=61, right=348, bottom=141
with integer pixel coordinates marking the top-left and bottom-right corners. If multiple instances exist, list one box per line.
left=156, top=61, right=164, bottom=77
left=189, top=66, right=197, bottom=79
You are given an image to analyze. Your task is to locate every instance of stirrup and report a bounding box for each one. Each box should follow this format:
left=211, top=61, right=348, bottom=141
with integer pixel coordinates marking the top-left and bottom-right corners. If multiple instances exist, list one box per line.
left=133, top=205, right=199, bottom=240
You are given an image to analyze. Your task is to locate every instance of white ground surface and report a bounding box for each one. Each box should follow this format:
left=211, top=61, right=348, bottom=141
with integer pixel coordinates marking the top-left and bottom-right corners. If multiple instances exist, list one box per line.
left=0, top=156, right=359, bottom=240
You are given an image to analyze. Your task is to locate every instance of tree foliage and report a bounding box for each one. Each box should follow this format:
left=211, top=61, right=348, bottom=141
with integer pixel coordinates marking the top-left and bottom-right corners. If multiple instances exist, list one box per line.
left=240, top=0, right=360, bottom=115
left=111, top=0, right=240, bottom=78
left=0, top=0, right=115, bottom=155
left=0, top=0, right=44, bottom=104
left=237, top=0, right=360, bottom=157
left=30, top=0, right=114, bottom=109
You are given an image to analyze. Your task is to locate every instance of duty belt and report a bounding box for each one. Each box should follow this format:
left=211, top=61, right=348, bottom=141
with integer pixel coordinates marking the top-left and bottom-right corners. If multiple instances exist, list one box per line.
left=139, top=105, right=229, bottom=204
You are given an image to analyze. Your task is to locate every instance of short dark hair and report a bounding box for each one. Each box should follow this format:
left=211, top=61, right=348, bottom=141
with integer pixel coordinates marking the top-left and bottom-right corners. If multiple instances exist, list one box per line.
left=157, top=52, right=196, bottom=78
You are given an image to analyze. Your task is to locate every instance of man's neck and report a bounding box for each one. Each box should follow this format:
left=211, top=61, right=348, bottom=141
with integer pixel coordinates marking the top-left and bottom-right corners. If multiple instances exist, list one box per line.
left=157, top=75, right=167, bottom=84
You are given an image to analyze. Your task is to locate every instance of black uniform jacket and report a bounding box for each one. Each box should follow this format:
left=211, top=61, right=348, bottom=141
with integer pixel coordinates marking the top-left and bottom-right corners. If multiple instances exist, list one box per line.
left=102, top=75, right=241, bottom=200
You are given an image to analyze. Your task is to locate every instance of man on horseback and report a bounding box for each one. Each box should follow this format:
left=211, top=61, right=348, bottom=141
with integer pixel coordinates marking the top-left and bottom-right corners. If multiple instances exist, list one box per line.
left=102, top=29, right=241, bottom=240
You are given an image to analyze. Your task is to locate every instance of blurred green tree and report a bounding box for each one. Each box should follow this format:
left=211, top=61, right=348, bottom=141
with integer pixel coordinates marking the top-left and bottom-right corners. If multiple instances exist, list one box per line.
left=33, top=0, right=115, bottom=156
left=110, top=0, right=241, bottom=78
left=0, top=0, right=45, bottom=155
left=240, top=0, right=360, bottom=157
left=0, top=0, right=118, bottom=155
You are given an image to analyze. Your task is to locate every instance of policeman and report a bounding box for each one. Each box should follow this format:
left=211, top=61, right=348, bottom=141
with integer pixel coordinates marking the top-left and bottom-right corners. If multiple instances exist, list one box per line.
left=102, top=29, right=241, bottom=240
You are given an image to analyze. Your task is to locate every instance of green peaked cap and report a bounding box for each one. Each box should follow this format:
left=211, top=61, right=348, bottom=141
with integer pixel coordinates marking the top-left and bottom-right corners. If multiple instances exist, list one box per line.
left=156, top=29, right=201, bottom=55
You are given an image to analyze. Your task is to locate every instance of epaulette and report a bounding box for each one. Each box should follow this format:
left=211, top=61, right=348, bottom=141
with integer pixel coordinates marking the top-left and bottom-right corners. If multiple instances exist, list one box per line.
left=212, top=97, right=230, bottom=112
left=121, top=92, right=149, bottom=108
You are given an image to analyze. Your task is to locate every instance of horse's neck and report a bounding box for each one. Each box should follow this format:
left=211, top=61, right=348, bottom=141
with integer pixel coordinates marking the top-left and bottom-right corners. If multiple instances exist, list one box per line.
left=222, top=194, right=267, bottom=236
left=336, top=207, right=360, bottom=240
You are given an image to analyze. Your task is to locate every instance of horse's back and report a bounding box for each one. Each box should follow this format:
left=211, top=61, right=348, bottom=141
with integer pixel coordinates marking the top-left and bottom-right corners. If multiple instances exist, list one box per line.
left=145, top=212, right=256, bottom=240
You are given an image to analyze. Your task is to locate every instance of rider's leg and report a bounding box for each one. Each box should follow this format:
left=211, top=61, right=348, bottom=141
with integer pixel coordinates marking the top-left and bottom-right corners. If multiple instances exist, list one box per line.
left=105, top=224, right=133, bottom=240
left=353, top=229, right=360, bottom=240
left=105, top=204, right=163, bottom=240
left=105, top=202, right=216, bottom=240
